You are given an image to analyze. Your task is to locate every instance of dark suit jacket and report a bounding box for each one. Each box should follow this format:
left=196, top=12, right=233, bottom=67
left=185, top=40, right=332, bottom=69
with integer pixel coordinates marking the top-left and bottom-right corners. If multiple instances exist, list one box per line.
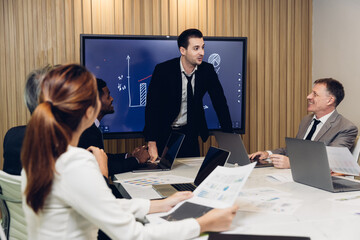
left=144, top=57, right=233, bottom=149
left=3, top=125, right=26, bottom=175
left=273, top=110, right=358, bottom=155
left=78, top=124, right=140, bottom=175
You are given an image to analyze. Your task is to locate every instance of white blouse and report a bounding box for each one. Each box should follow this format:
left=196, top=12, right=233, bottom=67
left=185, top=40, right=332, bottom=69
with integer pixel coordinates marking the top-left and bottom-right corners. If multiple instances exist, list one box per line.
left=21, top=146, right=200, bottom=240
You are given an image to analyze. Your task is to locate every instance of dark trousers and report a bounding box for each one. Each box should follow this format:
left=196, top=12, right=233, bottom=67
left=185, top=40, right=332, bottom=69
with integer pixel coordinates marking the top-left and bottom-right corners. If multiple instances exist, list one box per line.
left=172, top=125, right=200, bottom=158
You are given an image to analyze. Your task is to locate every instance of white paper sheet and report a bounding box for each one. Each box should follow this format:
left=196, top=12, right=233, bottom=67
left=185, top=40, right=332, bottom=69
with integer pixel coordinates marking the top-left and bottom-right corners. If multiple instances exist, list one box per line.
left=188, top=162, right=256, bottom=209
left=114, top=174, right=193, bottom=199
left=329, top=193, right=360, bottom=206
left=177, top=158, right=203, bottom=167
left=265, top=169, right=294, bottom=183
left=326, top=146, right=360, bottom=176
left=237, top=187, right=302, bottom=214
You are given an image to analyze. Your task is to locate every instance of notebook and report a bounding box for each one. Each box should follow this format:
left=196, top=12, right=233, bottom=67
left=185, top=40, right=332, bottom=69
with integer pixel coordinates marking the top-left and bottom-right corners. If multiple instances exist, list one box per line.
left=214, top=131, right=273, bottom=167
left=152, top=146, right=230, bottom=197
left=132, top=132, right=185, bottom=173
left=286, top=137, right=360, bottom=192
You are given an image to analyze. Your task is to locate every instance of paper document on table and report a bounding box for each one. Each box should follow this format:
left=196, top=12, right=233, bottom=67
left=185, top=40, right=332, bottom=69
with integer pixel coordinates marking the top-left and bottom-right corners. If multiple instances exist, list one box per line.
left=265, top=169, right=293, bottom=184
left=114, top=174, right=193, bottom=199
left=237, top=187, right=302, bottom=215
left=177, top=157, right=203, bottom=166
left=160, top=162, right=256, bottom=221
left=329, top=193, right=360, bottom=206
left=326, top=146, right=360, bottom=176
left=238, top=187, right=291, bottom=199
left=115, top=174, right=193, bottom=187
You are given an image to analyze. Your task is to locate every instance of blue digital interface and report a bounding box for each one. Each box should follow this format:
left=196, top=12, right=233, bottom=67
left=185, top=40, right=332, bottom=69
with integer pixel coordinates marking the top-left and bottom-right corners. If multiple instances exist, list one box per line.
left=81, top=35, right=247, bottom=137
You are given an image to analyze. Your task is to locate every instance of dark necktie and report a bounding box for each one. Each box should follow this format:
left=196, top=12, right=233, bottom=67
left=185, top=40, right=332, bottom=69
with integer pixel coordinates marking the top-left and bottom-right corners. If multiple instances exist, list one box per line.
left=185, top=73, right=194, bottom=126
left=305, top=119, right=321, bottom=140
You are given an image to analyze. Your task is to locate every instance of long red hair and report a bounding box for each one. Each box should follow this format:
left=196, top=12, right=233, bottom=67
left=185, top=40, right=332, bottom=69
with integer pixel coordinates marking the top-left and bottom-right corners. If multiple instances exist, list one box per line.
left=21, top=64, right=98, bottom=213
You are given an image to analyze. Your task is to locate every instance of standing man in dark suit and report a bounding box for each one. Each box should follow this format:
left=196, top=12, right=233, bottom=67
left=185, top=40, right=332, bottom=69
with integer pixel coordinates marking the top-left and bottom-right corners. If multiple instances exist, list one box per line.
left=249, top=78, right=358, bottom=169
left=78, top=78, right=149, bottom=175
left=144, top=28, right=233, bottom=161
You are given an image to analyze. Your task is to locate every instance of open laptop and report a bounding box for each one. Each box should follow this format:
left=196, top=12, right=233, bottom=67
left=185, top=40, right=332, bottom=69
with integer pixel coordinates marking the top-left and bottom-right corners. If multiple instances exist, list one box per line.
left=152, top=146, right=230, bottom=197
left=132, top=132, right=185, bottom=173
left=286, top=137, right=360, bottom=192
left=214, top=131, right=273, bottom=167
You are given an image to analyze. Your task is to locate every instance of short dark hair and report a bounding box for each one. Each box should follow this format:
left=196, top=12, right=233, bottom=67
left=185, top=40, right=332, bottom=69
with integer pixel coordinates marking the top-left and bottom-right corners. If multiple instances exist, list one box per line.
left=96, top=78, right=107, bottom=97
left=177, top=28, right=203, bottom=49
left=314, top=78, right=344, bottom=107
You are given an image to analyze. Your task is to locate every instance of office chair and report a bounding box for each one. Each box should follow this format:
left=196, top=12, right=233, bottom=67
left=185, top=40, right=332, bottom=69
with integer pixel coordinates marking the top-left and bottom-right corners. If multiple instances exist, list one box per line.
left=0, top=170, right=27, bottom=239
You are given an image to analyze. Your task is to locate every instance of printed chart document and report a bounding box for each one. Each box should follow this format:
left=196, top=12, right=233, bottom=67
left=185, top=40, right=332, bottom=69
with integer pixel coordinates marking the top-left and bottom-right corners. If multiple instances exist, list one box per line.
left=326, top=146, right=360, bottom=176
left=265, top=169, right=293, bottom=184
left=237, top=187, right=302, bottom=215
left=161, top=162, right=256, bottom=221
left=114, top=174, right=193, bottom=199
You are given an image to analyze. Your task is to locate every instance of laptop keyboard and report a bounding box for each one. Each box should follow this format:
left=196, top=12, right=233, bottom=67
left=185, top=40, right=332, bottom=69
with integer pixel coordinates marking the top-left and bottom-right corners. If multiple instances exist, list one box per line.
left=171, top=183, right=196, bottom=192
left=332, top=177, right=360, bottom=192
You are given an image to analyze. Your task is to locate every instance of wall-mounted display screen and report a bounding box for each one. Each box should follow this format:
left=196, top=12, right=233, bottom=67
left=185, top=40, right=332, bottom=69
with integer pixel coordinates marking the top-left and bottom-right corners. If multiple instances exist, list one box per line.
left=81, top=34, right=247, bottom=138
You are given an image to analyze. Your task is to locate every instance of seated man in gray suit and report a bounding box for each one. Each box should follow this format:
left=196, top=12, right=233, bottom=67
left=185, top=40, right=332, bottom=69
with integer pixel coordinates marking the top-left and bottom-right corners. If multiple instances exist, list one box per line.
left=249, top=78, right=358, bottom=169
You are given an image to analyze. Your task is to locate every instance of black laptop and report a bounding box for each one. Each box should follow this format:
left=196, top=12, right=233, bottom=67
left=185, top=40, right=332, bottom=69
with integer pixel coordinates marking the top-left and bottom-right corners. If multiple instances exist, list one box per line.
left=286, top=137, right=360, bottom=193
left=132, top=132, right=185, bottom=173
left=152, top=146, right=230, bottom=197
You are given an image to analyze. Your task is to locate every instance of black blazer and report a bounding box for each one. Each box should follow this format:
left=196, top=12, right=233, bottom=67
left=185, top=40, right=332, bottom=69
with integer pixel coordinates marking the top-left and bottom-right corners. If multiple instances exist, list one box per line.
left=3, top=125, right=26, bottom=175
left=144, top=57, right=232, bottom=145
left=78, top=124, right=140, bottom=175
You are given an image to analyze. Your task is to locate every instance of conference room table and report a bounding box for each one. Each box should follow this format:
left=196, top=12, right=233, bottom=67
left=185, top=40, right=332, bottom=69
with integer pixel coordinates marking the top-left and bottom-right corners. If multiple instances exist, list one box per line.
left=114, top=157, right=360, bottom=240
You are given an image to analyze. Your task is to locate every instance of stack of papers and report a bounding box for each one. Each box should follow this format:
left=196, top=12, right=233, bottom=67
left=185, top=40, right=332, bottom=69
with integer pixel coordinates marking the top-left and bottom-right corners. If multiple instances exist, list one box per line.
left=326, top=146, right=360, bottom=176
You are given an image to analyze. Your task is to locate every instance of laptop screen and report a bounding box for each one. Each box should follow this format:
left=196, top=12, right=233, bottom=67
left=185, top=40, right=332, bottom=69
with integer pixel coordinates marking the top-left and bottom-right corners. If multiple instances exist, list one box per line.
left=194, top=147, right=230, bottom=186
left=214, top=132, right=250, bottom=165
left=158, top=132, right=185, bottom=169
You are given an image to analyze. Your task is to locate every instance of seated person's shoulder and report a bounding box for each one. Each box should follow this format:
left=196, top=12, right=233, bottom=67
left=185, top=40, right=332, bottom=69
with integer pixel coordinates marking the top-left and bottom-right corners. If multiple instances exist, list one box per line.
left=4, top=125, right=27, bottom=140
left=3, top=125, right=27, bottom=150
left=336, top=114, right=358, bottom=131
left=54, top=146, right=106, bottom=178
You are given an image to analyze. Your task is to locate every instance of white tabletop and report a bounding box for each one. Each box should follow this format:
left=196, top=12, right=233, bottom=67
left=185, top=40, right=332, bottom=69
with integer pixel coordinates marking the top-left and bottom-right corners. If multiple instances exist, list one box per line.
left=114, top=158, right=360, bottom=240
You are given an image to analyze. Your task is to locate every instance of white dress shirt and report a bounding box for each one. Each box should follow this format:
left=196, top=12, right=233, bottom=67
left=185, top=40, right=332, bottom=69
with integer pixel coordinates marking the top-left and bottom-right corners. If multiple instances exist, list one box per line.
left=94, top=118, right=100, bottom=128
left=267, top=110, right=336, bottom=156
left=172, top=59, right=197, bottom=127
left=303, top=110, right=335, bottom=140
left=21, top=146, right=200, bottom=240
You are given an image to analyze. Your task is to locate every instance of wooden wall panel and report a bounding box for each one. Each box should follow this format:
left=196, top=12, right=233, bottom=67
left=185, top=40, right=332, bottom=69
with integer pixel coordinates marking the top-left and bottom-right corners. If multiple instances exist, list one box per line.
left=0, top=0, right=312, bottom=167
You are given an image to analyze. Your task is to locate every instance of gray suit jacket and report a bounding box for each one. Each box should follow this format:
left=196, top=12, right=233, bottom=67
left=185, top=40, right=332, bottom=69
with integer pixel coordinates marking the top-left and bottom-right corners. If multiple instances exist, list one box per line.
left=273, top=110, right=358, bottom=155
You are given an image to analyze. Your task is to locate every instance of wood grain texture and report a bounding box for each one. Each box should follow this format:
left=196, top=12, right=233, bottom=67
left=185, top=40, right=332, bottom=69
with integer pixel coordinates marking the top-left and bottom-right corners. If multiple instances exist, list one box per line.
left=0, top=0, right=312, bottom=168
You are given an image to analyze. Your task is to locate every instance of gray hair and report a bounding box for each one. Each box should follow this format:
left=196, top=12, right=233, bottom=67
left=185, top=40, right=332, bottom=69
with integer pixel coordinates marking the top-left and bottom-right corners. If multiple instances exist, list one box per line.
left=24, top=65, right=54, bottom=114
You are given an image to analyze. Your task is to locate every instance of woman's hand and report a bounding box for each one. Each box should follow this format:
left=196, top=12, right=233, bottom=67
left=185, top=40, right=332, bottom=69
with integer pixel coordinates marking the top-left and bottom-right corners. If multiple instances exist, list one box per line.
left=197, top=204, right=239, bottom=233
left=87, top=146, right=108, bottom=178
left=149, top=191, right=193, bottom=213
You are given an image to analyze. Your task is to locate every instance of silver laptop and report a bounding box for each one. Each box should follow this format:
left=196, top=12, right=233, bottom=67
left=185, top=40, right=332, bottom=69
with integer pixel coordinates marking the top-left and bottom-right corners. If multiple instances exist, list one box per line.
left=286, top=137, right=360, bottom=192
left=132, top=132, right=185, bottom=173
left=214, top=132, right=273, bottom=167
left=152, top=147, right=230, bottom=197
